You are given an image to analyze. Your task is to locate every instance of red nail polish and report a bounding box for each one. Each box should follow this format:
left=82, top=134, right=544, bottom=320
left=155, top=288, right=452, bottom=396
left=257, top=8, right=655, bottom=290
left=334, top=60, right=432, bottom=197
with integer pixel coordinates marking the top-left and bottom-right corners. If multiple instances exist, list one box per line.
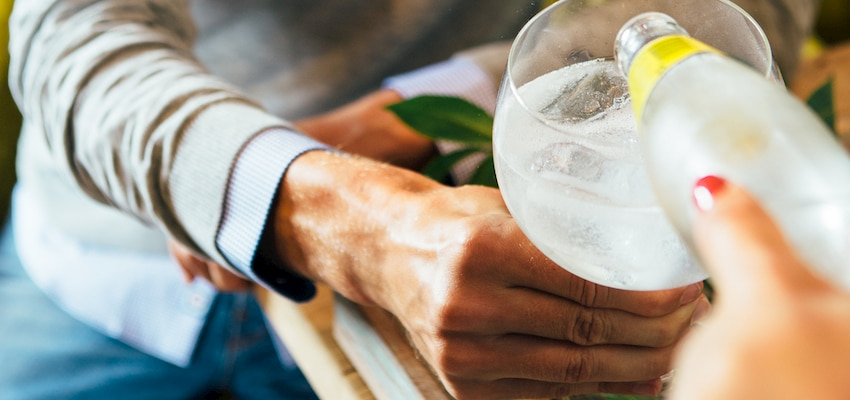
left=693, top=175, right=726, bottom=211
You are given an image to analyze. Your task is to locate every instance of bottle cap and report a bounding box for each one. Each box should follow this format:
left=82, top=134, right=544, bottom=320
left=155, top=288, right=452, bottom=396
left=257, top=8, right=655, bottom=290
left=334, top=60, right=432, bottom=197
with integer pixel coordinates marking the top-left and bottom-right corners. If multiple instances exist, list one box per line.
left=615, top=12, right=689, bottom=77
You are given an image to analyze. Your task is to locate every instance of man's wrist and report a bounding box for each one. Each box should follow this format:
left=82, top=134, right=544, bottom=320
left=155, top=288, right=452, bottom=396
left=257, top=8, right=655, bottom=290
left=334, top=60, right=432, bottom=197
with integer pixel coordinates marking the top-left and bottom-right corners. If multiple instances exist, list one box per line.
left=270, top=150, right=445, bottom=306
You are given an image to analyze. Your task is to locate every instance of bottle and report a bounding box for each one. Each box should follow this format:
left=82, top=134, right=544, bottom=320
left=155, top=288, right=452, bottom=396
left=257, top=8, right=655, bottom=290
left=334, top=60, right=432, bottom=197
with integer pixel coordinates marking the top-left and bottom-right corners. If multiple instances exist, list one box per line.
left=614, top=12, right=850, bottom=290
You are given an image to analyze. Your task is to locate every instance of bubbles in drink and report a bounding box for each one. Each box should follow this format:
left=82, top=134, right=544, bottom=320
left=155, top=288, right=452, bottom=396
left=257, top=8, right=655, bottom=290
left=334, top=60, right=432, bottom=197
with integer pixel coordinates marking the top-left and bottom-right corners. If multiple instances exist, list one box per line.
left=493, top=58, right=705, bottom=290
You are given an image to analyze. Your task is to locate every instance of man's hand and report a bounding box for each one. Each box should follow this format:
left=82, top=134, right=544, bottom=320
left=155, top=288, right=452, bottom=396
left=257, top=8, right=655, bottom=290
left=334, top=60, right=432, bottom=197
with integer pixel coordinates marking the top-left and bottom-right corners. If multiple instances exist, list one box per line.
left=168, top=240, right=253, bottom=292
left=270, top=151, right=706, bottom=399
left=670, top=177, right=850, bottom=399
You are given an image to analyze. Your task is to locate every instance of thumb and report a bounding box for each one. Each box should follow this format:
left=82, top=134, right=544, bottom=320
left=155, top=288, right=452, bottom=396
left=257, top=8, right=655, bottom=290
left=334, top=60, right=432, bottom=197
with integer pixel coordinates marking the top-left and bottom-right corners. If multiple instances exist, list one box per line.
left=691, top=176, right=823, bottom=298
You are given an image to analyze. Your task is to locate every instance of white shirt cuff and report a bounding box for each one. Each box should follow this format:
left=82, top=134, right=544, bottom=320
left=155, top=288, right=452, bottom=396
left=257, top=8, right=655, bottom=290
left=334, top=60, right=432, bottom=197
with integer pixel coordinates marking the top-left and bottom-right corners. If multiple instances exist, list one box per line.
left=216, top=129, right=331, bottom=300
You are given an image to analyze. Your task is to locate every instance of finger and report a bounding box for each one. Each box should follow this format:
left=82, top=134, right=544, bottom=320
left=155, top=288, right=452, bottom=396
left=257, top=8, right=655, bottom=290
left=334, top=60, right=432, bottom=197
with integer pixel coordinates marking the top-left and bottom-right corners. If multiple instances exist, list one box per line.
left=178, top=262, right=195, bottom=283
left=508, top=337, right=674, bottom=384
left=451, top=334, right=675, bottom=384
left=475, top=287, right=700, bottom=347
left=506, top=256, right=704, bottom=317
left=692, top=176, right=827, bottom=297
left=168, top=241, right=213, bottom=283
left=475, top=215, right=703, bottom=316
left=207, top=261, right=253, bottom=292
left=186, top=259, right=213, bottom=284
left=447, top=378, right=662, bottom=400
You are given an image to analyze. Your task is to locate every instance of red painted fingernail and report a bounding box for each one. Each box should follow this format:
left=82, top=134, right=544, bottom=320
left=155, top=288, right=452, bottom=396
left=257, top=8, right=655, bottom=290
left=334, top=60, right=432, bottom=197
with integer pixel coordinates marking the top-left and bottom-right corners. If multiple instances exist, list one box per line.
left=693, top=175, right=727, bottom=211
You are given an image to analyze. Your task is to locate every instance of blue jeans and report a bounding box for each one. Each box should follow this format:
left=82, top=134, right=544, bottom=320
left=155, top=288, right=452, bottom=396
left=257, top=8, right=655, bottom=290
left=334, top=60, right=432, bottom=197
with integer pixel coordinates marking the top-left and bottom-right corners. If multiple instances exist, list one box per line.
left=0, top=217, right=317, bottom=400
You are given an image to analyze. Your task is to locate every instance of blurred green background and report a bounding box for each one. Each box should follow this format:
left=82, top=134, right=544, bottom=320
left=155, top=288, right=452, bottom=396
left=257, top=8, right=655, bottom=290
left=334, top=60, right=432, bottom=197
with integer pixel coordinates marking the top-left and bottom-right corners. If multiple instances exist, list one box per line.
left=2, top=0, right=22, bottom=223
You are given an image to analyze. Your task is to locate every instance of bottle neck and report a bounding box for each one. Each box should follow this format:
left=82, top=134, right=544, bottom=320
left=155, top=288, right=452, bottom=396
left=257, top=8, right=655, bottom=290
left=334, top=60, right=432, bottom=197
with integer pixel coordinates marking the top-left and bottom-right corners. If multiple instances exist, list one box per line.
left=615, top=12, right=723, bottom=123
left=614, top=12, right=689, bottom=78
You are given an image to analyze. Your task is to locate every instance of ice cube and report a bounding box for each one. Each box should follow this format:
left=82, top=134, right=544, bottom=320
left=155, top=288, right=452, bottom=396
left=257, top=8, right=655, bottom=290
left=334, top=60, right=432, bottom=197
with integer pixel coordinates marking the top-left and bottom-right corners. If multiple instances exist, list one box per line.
left=531, top=142, right=603, bottom=182
left=541, top=62, right=629, bottom=122
left=530, top=141, right=655, bottom=205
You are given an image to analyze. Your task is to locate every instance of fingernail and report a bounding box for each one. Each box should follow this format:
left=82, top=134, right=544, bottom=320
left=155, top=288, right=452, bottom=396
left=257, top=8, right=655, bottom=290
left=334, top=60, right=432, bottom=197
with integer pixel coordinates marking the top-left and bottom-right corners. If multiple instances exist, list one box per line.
left=693, top=175, right=727, bottom=211
left=632, top=379, right=662, bottom=396
left=679, top=281, right=703, bottom=305
left=690, top=297, right=712, bottom=326
left=661, top=369, right=676, bottom=383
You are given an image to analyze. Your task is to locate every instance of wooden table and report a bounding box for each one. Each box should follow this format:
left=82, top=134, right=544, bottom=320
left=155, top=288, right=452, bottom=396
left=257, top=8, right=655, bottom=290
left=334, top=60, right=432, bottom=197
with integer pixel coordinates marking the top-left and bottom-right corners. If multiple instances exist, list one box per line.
left=256, top=285, right=452, bottom=400
left=255, top=285, right=372, bottom=399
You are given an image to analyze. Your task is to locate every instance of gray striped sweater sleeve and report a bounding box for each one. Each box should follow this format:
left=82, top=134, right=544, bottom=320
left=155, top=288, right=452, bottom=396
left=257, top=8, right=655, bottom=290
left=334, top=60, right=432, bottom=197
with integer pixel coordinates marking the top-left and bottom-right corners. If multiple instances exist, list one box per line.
left=8, top=0, right=299, bottom=267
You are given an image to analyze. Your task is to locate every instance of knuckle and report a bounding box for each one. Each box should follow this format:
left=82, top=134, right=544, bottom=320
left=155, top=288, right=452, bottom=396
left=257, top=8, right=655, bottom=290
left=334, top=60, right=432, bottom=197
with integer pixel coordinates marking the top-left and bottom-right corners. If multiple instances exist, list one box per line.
left=654, top=317, right=688, bottom=347
left=432, top=341, right=479, bottom=378
left=438, top=222, right=498, bottom=283
left=442, top=381, right=483, bottom=400
left=443, top=379, right=518, bottom=400
left=642, top=347, right=675, bottom=378
left=441, top=223, right=483, bottom=267
left=430, top=294, right=475, bottom=332
left=569, top=308, right=609, bottom=345
left=570, top=279, right=610, bottom=308
left=562, top=349, right=594, bottom=383
left=579, top=280, right=599, bottom=305
left=548, top=383, right=587, bottom=399
left=456, top=221, right=491, bottom=254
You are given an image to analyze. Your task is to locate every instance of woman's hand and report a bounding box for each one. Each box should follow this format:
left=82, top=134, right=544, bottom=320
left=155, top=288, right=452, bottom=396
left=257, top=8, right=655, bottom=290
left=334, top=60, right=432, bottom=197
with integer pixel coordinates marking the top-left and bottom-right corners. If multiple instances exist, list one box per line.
left=670, top=177, right=850, bottom=399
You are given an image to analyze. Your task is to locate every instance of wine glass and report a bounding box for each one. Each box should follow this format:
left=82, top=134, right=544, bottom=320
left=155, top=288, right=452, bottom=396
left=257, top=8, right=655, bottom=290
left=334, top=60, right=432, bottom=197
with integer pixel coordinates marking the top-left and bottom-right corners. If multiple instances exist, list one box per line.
left=493, top=0, right=779, bottom=290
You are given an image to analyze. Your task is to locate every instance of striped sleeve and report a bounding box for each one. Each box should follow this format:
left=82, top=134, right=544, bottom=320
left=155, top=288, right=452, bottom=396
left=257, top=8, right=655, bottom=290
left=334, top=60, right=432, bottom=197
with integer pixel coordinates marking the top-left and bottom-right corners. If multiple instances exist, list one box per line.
left=216, top=129, right=330, bottom=300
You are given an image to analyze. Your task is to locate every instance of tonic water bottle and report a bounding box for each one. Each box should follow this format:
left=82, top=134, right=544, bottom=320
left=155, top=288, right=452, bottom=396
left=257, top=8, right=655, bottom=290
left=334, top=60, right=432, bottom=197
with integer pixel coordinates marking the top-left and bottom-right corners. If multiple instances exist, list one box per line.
left=614, top=12, right=850, bottom=289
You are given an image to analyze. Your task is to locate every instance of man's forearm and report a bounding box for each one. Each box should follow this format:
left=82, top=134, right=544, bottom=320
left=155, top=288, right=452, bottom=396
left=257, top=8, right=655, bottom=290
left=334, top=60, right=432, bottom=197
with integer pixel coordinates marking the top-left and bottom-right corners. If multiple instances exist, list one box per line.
left=8, top=0, right=292, bottom=267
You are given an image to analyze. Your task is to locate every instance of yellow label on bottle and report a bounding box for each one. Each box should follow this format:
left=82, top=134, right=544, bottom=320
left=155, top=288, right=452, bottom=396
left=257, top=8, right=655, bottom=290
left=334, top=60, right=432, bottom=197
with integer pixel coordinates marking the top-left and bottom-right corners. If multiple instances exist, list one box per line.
left=628, top=35, right=721, bottom=124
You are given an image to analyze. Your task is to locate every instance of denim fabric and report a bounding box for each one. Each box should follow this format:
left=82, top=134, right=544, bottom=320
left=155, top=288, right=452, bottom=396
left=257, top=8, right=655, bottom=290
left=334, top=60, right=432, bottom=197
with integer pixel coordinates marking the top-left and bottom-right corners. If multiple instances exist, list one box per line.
left=0, top=218, right=317, bottom=400
left=11, top=186, right=214, bottom=367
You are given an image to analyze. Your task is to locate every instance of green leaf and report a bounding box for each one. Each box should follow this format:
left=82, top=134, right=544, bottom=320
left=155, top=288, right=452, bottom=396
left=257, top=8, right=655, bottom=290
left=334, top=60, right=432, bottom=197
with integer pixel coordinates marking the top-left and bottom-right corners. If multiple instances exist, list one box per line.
left=703, top=278, right=715, bottom=302
left=386, top=95, right=494, bottom=146
left=467, top=155, right=499, bottom=188
left=421, top=148, right=480, bottom=183
left=807, top=78, right=836, bottom=134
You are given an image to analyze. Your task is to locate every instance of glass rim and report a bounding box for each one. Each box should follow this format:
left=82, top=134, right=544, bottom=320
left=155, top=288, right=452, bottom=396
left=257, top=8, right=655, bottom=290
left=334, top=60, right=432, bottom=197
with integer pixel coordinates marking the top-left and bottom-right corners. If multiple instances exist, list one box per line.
left=504, top=0, right=776, bottom=138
